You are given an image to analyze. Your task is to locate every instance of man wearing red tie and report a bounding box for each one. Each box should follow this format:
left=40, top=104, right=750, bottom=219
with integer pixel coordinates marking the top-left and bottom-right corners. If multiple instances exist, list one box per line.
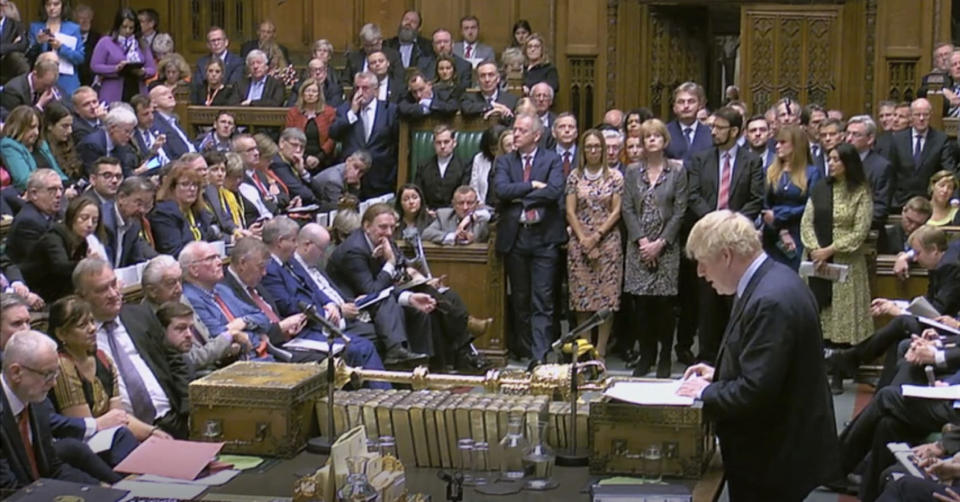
left=683, top=106, right=765, bottom=363
left=1, top=330, right=99, bottom=488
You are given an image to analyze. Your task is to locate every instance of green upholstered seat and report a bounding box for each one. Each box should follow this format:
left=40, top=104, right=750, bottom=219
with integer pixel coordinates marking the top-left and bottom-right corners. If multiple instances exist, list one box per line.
left=408, top=130, right=485, bottom=182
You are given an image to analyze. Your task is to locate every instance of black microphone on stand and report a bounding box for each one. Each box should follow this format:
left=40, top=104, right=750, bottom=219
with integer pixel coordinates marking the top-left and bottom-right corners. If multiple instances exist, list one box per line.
left=299, top=300, right=350, bottom=455
left=551, top=309, right=612, bottom=352
left=298, top=301, right=351, bottom=343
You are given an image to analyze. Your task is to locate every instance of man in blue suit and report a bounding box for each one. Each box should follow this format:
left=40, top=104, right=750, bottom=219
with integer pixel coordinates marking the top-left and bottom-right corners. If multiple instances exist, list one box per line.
left=679, top=210, right=839, bottom=501
left=102, top=176, right=158, bottom=268
left=150, top=85, right=197, bottom=159
left=193, top=27, right=244, bottom=85
left=494, top=114, right=566, bottom=364
left=664, top=82, right=713, bottom=161
left=330, top=72, right=399, bottom=199
left=77, top=106, right=142, bottom=177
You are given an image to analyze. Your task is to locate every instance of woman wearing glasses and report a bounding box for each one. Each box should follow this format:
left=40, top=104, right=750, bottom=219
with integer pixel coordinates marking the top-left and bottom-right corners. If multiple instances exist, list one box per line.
left=148, top=163, right=219, bottom=256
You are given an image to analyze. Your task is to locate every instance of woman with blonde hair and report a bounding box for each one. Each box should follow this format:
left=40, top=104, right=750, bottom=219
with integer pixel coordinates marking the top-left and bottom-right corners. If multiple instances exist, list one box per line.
left=565, top=129, right=624, bottom=361
left=522, top=33, right=559, bottom=95
left=284, top=77, right=336, bottom=172
left=151, top=53, right=191, bottom=91
left=189, top=58, right=239, bottom=106
left=621, top=119, right=687, bottom=377
left=760, top=124, right=822, bottom=270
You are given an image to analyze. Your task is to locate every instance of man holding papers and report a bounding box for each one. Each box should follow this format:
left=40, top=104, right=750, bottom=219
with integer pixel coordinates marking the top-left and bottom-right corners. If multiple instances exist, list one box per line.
left=677, top=210, right=838, bottom=502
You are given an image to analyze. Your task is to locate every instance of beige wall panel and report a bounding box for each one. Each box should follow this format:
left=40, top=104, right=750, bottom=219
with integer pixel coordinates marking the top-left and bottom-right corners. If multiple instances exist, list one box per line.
left=257, top=0, right=307, bottom=50
left=312, top=1, right=358, bottom=52
left=466, top=0, right=515, bottom=56
left=418, top=0, right=465, bottom=40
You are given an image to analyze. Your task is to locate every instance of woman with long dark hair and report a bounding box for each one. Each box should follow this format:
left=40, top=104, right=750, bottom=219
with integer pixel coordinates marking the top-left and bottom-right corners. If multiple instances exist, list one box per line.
left=90, top=8, right=156, bottom=104
left=0, top=105, right=67, bottom=190
left=469, top=125, right=507, bottom=207
left=43, top=101, right=84, bottom=181
left=395, top=183, right=434, bottom=238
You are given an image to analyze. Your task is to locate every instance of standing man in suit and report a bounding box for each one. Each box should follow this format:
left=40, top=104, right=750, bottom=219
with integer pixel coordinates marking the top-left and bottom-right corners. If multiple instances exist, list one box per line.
left=423, top=185, right=491, bottom=245
left=553, top=113, right=579, bottom=178
left=236, top=50, right=284, bottom=107
left=344, top=23, right=405, bottom=87
left=0, top=0, right=29, bottom=84
left=454, top=15, right=494, bottom=67
left=367, top=50, right=405, bottom=104
left=601, top=127, right=624, bottom=171
left=70, top=86, right=105, bottom=144
left=77, top=105, right=142, bottom=176
left=73, top=258, right=190, bottom=439
left=531, top=83, right=557, bottom=150
left=313, top=150, right=371, bottom=212
left=889, top=98, right=956, bottom=210
left=330, top=71, right=399, bottom=199
left=846, top=115, right=895, bottom=229
left=383, top=10, right=433, bottom=70
left=193, top=27, right=244, bottom=85
left=413, top=124, right=471, bottom=209
left=7, top=169, right=62, bottom=265
left=460, top=60, right=517, bottom=124
left=416, top=29, right=473, bottom=90
left=1, top=330, right=101, bottom=489
left=684, top=106, right=765, bottom=364
left=103, top=176, right=158, bottom=268
left=803, top=104, right=828, bottom=176
left=678, top=210, right=839, bottom=501
left=72, top=4, right=99, bottom=86
left=665, top=81, right=713, bottom=161
left=743, top=114, right=775, bottom=168
left=149, top=85, right=197, bottom=159
left=494, top=113, right=565, bottom=364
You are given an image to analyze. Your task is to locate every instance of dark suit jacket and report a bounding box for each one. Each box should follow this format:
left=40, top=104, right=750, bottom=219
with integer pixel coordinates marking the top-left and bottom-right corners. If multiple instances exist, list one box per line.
left=236, top=75, right=285, bottom=107
left=862, top=150, right=895, bottom=227
left=415, top=54, right=474, bottom=91
left=193, top=51, right=245, bottom=85
left=1, top=73, right=67, bottom=113
left=189, top=82, right=241, bottom=107
left=665, top=120, right=713, bottom=161
left=268, top=155, right=318, bottom=205
left=685, top=147, right=765, bottom=222
left=384, top=35, right=434, bottom=68
left=21, top=222, right=86, bottom=303
left=523, top=62, right=559, bottom=94
left=147, top=200, right=218, bottom=257
left=286, top=76, right=343, bottom=108
left=101, top=202, right=157, bottom=268
left=0, top=15, right=28, bottom=58
left=1, top=395, right=97, bottom=489
left=6, top=202, right=53, bottom=264
left=460, top=90, right=518, bottom=126
left=703, top=257, right=839, bottom=497
left=261, top=257, right=333, bottom=319
left=889, top=127, right=957, bottom=208
left=330, top=100, right=399, bottom=198
left=326, top=228, right=398, bottom=299
left=70, top=115, right=101, bottom=146
left=76, top=129, right=140, bottom=177
left=878, top=222, right=908, bottom=255
left=397, top=84, right=462, bottom=118
left=927, top=245, right=960, bottom=317
left=152, top=112, right=195, bottom=160
left=132, top=126, right=176, bottom=163
left=414, top=155, right=472, bottom=209
left=493, top=148, right=566, bottom=254
left=343, top=47, right=405, bottom=87
left=378, top=75, right=406, bottom=104
left=874, top=131, right=895, bottom=160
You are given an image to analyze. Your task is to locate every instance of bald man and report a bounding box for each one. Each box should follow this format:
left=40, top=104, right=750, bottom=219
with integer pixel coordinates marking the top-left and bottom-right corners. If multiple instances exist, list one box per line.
left=888, top=98, right=956, bottom=210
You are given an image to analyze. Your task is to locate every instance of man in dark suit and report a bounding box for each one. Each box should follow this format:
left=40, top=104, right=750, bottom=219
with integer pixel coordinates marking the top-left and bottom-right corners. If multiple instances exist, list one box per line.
left=531, top=83, right=558, bottom=150
left=398, top=71, right=460, bottom=119
left=7, top=169, right=62, bottom=265
left=72, top=4, right=99, bottom=86
left=286, top=58, right=343, bottom=108
left=1, top=330, right=101, bottom=489
left=453, top=15, right=495, bottom=66
left=239, top=20, right=289, bottom=63
left=460, top=61, right=518, bottom=125
left=846, top=115, right=896, bottom=229
left=415, top=29, right=473, bottom=90
left=1, top=58, right=62, bottom=113
left=327, top=204, right=486, bottom=371
left=383, top=10, right=434, bottom=69
left=888, top=97, right=957, bottom=210
left=367, top=50, right=405, bottom=104
left=149, top=85, right=197, bottom=159
left=330, top=72, right=399, bottom=199
left=236, top=49, right=285, bottom=107
left=678, top=210, right=839, bottom=501
left=272, top=128, right=319, bottom=205
left=878, top=196, right=932, bottom=255
left=131, top=95, right=172, bottom=167
left=74, top=258, right=189, bottom=439
left=744, top=114, right=775, bottom=168
left=413, top=124, right=471, bottom=210
left=494, top=114, right=566, bottom=363
left=193, top=27, right=244, bottom=85
left=802, top=104, right=829, bottom=176
left=0, top=1, right=29, bottom=84
left=343, top=23, right=405, bottom=87
left=103, top=176, right=158, bottom=268
left=70, top=86, right=104, bottom=145
left=313, top=151, right=370, bottom=212
left=665, top=82, right=713, bottom=161
left=684, top=107, right=765, bottom=364
left=77, top=106, right=142, bottom=176
left=552, top=113, right=579, bottom=179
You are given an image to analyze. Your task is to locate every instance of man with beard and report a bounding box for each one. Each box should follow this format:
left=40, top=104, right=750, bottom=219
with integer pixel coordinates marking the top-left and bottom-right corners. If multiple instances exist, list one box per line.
left=384, top=10, right=433, bottom=69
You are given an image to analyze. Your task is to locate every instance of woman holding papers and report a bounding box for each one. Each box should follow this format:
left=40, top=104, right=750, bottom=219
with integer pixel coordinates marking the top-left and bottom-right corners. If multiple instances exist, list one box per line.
left=90, top=8, right=156, bottom=104
left=27, top=0, right=84, bottom=95
left=801, top=143, right=873, bottom=357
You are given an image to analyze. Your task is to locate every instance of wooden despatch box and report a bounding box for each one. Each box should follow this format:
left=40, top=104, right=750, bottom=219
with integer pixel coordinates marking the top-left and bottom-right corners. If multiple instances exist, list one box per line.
left=588, top=399, right=715, bottom=479
left=189, top=361, right=325, bottom=457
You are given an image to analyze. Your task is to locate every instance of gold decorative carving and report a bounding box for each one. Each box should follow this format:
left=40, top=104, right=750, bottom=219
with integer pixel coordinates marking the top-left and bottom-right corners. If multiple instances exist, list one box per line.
left=569, top=56, right=597, bottom=131
left=887, top=59, right=919, bottom=102
left=865, top=0, right=877, bottom=113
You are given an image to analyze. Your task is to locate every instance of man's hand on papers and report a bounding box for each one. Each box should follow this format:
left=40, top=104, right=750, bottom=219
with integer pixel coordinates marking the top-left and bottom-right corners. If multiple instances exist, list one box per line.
left=676, top=363, right=715, bottom=398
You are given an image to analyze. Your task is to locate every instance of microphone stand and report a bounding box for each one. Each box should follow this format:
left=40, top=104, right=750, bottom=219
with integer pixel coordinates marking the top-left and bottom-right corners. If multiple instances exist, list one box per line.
left=555, top=313, right=608, bottom=466
left=300, top=302, right=351, bottom=455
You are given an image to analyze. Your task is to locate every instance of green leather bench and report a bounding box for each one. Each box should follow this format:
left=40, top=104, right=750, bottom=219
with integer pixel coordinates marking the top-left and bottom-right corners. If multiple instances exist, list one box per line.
left=398, top=115, right=500, bottom=190
left=408, top=129, right=485, bottom=181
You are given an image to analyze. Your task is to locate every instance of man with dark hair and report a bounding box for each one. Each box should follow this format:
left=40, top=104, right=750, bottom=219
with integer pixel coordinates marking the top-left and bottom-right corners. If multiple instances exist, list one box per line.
left=416, top=28, right=473, bottom=90
left=879, top=195, right=932, bottom=255
left=367, top=49, right=405, bottom=104
left=743, top=114, right=774, bottom=167
left=414, top=124, right=471, bottom=210
left=665, top=81, right=712, bottom=161
left=453, top=15, right=494, bottom=66
left=801, top=104, right=827, bottom=175
left=460, top=60, right=517, bottom=124
left=398, top=70, right=460, bottom=118
left=312, top=151, right=371, bottom=212
left=193, top=26, right=244, bottom=85
left=383, top=10, right=433, bottom=69
left=195, top=111, right=236, bottom=153
left=87, top=157, right=123, bottom=205
left=102, top=176, right=158, bottom=268
left=817, top=117, right=845, bottom=177
left=131, top=94, right=171, bottom=167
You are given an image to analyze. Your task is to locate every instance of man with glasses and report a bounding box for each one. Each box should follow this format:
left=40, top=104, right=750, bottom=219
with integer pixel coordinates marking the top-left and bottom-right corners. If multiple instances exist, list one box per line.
left=889, top=97, right=957, bottom=210
left=87, top=157, right=123, bottom=205
left=846, top=115, right=894, bottom=229
left=7, top=169, right=62, bottom=265
left=1, top=330, right=100, bottom=488
left=271, top=128, right=319, bottom=206
left=102, top=176, right=157, bottom=268
left=193, top=26, right=244, bottom=85
left=286, top=58, right=343, bottom=108
left=77, top=105, right=143, bottom=177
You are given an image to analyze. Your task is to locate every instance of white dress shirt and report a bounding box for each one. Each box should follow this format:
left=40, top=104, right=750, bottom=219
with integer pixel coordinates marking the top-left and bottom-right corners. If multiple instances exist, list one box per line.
left=96, top=319, right=171, bottom=421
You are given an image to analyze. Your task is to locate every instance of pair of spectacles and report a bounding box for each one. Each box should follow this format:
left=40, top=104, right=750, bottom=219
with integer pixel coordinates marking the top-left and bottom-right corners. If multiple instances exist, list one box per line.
left=21, top=364, right=59, bottom=382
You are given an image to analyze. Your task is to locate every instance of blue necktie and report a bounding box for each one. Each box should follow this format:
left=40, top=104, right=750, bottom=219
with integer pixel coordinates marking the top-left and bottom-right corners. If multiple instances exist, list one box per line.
left=913, top=135, right=923, bottom=167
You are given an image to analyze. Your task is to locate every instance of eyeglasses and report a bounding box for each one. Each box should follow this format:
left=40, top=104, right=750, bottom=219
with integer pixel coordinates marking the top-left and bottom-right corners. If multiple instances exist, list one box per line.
left=97, top=172, right=123, bottom=180
left=21, top=364, right=59, bottom=382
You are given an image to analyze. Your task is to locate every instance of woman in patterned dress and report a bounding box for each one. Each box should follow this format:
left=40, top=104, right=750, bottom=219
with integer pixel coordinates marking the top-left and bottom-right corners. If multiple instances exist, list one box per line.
left=565, top=129, right=623, bottom=360
left=621, top=119, right=687, bottom=378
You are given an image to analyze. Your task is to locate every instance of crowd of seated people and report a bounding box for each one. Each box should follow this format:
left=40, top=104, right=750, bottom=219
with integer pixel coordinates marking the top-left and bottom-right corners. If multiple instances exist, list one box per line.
left=0, top=0, right=959, bottom=493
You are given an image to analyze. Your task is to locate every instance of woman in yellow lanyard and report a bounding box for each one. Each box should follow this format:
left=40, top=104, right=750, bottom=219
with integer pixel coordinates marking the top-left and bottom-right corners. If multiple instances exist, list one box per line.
left=148, top=163, right=217, bottom=256
left=204, top=151, right=252, bottom=241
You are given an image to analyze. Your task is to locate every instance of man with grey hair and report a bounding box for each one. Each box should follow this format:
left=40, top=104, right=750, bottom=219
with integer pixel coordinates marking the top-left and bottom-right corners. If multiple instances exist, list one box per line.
left=77, top=105, right=142, bottom=177
left=494, top=113, right=565, bottom=366
left=270, top=128, right=319, bottom=205
left=312, top=150, right=372, bottom=211
left=531, top=82, right=556, bottom=149
left=7, top=169, right=63, bottom=264
left=845, top=114, right=894, bottom=228
left=331, top=71, right=399, bottom=199
left=888, top=97, right=956, bottom=209
left=144, top=254, right=248, bottom=376
left=601, top=127, right=625, bottom=171
left=102, top=176, right=157, bottom=268
left=237, top=49, right=283, bottom=107
left=344, top=22, right=405, bottom=86
left=677, top=210, right=838, bottom=501
left=1, top=330, right=101, bottom=488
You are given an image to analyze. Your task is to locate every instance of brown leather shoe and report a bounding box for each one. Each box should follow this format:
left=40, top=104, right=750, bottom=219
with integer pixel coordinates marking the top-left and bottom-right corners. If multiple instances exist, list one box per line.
left=467, top=316, right=493, bottom=337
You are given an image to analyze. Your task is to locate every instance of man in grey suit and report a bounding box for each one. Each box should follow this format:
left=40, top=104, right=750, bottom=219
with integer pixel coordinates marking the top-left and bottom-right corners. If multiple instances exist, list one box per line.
left=423, top=185, right=491, bottom=245
left=846, top=115, right=895, bottom=229
left=312, top=150, right=372, bottom=211
left=453, top=15, right=495, bottom=67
